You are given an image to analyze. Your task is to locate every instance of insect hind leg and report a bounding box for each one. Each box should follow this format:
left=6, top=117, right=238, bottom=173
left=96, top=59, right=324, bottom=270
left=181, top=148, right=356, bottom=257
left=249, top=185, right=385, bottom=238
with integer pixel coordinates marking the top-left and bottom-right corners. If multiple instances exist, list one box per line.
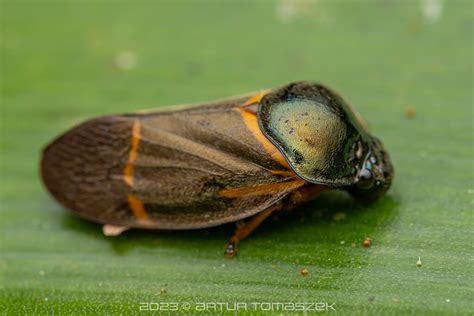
left=224, top=201, right=283, bottom=257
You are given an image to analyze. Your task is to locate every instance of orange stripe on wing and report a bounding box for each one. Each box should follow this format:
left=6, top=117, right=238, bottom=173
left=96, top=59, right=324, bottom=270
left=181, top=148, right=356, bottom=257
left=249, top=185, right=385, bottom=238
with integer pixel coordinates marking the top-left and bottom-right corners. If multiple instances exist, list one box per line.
left=127, top=194, right=149, bottom=222
left=269, top=169, right=296, bottom=177
left=235, top=107, right=291, bottom=169
left=123, top=119, right=150, bottom=223
left=219, top=179, right=305, bottom=199
left=242, top=90, right=270, bottom=107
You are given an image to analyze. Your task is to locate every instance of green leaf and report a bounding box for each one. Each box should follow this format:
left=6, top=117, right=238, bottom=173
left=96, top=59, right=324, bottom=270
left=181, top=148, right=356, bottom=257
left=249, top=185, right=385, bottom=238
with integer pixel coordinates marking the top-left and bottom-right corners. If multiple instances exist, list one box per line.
left=1, top=1, right=472, bottom=314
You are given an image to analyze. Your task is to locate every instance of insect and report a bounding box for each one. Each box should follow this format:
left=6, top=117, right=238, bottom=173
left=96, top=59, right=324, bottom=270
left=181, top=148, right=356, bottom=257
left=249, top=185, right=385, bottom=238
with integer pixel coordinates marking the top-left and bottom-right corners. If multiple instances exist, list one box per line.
left=41, top=81, right=394, bottom=256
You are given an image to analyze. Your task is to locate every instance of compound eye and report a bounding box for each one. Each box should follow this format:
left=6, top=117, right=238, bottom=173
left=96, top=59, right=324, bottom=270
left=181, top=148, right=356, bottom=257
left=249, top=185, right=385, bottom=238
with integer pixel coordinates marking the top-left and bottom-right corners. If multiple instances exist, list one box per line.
left=357, top=168, right=374, bottom=189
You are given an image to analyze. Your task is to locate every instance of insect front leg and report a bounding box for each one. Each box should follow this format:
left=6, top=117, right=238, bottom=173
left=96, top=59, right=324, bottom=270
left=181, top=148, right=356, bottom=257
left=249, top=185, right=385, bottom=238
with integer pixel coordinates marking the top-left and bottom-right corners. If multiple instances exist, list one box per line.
left=287, top=184, right=326, bottom=209
left=224, top=201, right=283, bottom=258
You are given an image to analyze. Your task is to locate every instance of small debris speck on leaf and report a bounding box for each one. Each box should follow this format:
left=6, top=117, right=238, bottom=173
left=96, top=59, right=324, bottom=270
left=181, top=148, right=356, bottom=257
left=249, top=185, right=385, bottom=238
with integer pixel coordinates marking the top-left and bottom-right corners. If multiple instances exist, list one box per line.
left=300, top=267, right=309, bottom=277
left=363, top=238, right=371, bottom=248
left=405, top=106, right=417, bottom=119
left=416, top=257, right=422, bottom=267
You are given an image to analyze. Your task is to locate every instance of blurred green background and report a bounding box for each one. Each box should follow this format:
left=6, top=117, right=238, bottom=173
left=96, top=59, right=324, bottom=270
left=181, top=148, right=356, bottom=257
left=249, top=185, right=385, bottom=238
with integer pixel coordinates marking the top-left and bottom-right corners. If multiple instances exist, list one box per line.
left=1, top=0, right=472, bottom=314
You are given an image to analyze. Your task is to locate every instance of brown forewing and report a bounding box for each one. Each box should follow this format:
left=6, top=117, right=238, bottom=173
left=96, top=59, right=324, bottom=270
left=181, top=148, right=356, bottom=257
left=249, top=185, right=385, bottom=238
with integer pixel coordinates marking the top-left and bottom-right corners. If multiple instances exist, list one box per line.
left=41, top=94, right=298, bottom=229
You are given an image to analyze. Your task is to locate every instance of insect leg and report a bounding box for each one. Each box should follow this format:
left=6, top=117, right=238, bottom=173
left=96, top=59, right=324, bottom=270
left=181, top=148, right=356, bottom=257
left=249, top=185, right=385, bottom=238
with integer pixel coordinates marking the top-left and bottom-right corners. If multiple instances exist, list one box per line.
left=224, top=201, right=283, bottom=257
left=289, top=185, right=326, bottom=206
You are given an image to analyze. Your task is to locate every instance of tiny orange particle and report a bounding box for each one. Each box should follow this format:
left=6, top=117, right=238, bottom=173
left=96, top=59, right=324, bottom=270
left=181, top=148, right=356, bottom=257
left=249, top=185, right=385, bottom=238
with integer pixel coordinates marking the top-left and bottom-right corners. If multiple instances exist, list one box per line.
left=363, top=238, right=371, bottom=248
left=300, top=267, right=309, bottom=277
left=405, top=107, right=417, bottom=119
